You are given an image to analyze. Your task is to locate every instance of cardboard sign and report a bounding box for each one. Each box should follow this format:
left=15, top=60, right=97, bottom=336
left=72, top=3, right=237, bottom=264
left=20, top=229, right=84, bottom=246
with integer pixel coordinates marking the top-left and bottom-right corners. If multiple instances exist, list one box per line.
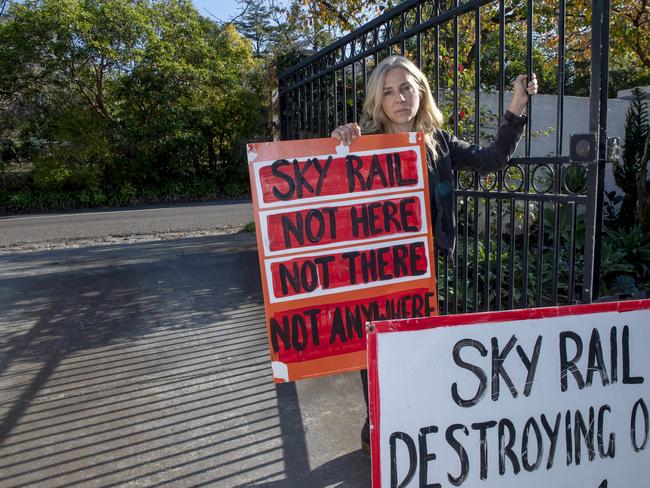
left=247, top=133, right=437, bottom=382
left=367, top=300, right=650, bottom=487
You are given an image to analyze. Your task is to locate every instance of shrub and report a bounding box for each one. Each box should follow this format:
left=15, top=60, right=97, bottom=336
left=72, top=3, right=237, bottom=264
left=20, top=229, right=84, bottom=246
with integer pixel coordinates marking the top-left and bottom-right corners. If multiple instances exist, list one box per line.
left=8, top=191, right=36, bottom=211
left=600, top=225, right=650, bottom=295
left=615, top=88, right=649, bottom=229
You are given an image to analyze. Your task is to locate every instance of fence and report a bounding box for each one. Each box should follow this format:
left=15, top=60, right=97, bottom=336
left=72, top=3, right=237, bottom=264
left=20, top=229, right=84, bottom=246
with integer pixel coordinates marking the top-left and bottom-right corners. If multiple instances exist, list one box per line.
left=277, top=0, right=612, bottom=313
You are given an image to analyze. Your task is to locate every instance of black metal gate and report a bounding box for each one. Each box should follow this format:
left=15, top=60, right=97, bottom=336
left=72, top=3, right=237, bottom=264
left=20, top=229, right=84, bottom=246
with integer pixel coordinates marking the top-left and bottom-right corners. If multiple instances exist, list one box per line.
left=277, top=0, right=611, bottom=313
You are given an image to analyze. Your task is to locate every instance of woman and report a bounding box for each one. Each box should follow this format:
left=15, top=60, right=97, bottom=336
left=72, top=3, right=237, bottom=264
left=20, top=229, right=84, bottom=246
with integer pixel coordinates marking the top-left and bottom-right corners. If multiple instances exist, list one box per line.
left=331, top=55, right=538, bottom=454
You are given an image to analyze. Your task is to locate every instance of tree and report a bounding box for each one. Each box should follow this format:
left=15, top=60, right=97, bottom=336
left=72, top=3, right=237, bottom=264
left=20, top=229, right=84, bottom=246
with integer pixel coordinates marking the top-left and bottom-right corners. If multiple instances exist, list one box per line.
left=234, top=0, right=277, bottom=57
left=0, top=0, right=268, bottom=209
left=611, top=0, right=649, bottom=73
left=616, top=89, right=649, bottom=229
left=245, top=0, right=649, bottom=96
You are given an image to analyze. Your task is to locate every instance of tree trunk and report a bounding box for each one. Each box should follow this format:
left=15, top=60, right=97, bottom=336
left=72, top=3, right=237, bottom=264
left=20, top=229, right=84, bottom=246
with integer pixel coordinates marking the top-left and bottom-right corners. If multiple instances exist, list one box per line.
left=207, top=135, right=217, bottom=172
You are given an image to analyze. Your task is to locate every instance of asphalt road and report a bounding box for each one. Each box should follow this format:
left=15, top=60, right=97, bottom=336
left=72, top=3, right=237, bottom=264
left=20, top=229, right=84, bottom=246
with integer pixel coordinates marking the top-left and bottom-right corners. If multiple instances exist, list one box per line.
left=0, top=199, right=255, bottom=250
left=0, top=207, right=370, bottom=487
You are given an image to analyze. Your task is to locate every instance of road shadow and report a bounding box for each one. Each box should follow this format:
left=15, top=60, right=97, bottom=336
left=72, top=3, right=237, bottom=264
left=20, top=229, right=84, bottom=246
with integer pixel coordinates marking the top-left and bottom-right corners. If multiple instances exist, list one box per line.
left=0, top=233, right=370, bottom=487
left=240, top=382, right=370, bottom=488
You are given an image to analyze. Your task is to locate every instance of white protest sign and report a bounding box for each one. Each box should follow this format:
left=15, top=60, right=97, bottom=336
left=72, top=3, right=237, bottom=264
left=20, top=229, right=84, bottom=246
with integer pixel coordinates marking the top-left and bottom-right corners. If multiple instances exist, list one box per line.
left=367, top=300, right=650, bottom=488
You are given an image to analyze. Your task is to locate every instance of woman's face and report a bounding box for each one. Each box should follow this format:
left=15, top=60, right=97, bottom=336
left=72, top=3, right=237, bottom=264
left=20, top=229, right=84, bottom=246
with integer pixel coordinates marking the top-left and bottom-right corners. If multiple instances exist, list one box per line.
left=381, top=67, right=421, bottom=130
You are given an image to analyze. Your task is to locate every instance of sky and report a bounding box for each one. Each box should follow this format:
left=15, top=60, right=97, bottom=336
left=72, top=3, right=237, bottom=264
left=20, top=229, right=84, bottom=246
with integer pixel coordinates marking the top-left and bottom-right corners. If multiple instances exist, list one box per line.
left=191, top=0, right=245, bottom=22
left=6, top=1, right=258, bottom=24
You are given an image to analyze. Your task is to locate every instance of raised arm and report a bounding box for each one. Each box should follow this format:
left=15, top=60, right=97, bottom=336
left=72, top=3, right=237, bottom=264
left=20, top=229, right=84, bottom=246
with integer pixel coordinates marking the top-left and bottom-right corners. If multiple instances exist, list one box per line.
left=508, top=73, right=537, bottom=116
left=443, top=74, right=538, bottom=173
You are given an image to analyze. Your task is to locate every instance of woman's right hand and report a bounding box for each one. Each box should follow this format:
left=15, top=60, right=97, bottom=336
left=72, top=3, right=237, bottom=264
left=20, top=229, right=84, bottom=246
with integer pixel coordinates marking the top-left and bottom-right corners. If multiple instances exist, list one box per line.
left=331, top=123, right=361, bottom=146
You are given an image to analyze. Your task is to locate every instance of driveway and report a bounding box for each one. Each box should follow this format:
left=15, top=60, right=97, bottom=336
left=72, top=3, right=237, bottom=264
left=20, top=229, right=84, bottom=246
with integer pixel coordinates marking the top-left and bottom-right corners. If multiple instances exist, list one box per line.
left=0, top=206, right=370, bottom=487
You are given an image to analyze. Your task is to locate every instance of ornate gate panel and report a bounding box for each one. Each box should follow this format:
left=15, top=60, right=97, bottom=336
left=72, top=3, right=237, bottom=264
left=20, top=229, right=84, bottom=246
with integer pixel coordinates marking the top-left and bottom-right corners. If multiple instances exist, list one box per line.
left=278, top=0, right=611, bottom=312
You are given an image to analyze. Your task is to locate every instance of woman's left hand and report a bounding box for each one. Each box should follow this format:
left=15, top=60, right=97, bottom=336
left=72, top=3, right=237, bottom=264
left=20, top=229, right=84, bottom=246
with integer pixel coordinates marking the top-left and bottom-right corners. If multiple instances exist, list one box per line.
left=508, top=73, right=538, bottom=116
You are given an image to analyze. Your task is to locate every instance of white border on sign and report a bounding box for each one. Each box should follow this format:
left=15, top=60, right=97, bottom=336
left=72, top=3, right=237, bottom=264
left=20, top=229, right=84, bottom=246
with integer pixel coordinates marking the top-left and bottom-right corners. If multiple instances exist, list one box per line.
left=372, top=305, right=650, bottom=488
left=264, top=235, right=432, bottom=303
left=258, top=190, right=429, bottom=257
left=252, top=145, right=424, bottom=209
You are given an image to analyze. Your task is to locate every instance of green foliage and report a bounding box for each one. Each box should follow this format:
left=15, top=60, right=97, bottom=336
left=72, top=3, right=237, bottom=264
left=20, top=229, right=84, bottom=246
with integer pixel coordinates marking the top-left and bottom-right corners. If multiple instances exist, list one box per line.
left=600, top=225, right=650, bottom=296
left=234, top=0, right=278, bottom=57
left=440, top=202, right=591, bottom=311
left=107, top=183, right=137, bottom=207
left=263, top=0, right=649, bottom=97
left=32, top=103, right=112, bottom=191
left=0, top=0, right=266, bottom=211
left=479, top=26, right=558, bottom=95
left=443, top=199, right=650, bottom=310
left=440, top=201, right=650, bottom=307
left=7, top=191, right=35, bottom=211
left=615, top=88, right=649, bottom=229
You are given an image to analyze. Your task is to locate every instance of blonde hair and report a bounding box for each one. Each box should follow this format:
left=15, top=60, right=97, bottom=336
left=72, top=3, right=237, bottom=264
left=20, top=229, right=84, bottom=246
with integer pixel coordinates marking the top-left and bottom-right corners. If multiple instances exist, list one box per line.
left=360, top=56, right=443, bottom=155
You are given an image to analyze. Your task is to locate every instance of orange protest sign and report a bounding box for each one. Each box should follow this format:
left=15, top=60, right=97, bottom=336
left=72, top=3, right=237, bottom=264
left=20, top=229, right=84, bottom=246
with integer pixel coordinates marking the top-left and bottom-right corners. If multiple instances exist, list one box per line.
left=247, top=132, right=438, bottom=382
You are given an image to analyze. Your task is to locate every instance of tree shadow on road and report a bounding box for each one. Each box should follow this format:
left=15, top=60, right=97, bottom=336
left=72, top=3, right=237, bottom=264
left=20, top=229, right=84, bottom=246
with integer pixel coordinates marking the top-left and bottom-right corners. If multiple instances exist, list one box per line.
left=0, top=233, right=370, bottom=487
left=239, top=381, right=371, bottom=488
left=243, top=450, right=370, bottom=488
left=0, top=234, right=268, bottom=485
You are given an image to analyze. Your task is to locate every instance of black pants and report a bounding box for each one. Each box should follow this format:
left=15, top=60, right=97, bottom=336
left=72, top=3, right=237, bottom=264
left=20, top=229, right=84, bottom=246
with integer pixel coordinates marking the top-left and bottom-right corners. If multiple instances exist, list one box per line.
left=360, top=369, right=369, bottom=423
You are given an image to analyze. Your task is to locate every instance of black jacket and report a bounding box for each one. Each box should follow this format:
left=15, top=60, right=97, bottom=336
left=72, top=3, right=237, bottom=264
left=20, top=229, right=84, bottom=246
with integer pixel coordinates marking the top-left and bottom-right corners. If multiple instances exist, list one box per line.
left=427, top=110, right=527, bottom=255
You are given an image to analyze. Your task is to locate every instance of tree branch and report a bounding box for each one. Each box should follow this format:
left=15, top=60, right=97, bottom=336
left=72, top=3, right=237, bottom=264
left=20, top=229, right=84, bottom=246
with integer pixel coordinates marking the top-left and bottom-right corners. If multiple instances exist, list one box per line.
left=68, top=61, right=113, bottom=121
left=317, top=0, right=354, bottom=30
left=93, top=55, right=111, bottom=120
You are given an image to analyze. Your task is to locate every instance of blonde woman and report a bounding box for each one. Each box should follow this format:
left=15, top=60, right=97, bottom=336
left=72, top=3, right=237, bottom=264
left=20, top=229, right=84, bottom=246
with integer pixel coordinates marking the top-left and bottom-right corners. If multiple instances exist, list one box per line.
left=331, top=55, right=537, bottom=453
